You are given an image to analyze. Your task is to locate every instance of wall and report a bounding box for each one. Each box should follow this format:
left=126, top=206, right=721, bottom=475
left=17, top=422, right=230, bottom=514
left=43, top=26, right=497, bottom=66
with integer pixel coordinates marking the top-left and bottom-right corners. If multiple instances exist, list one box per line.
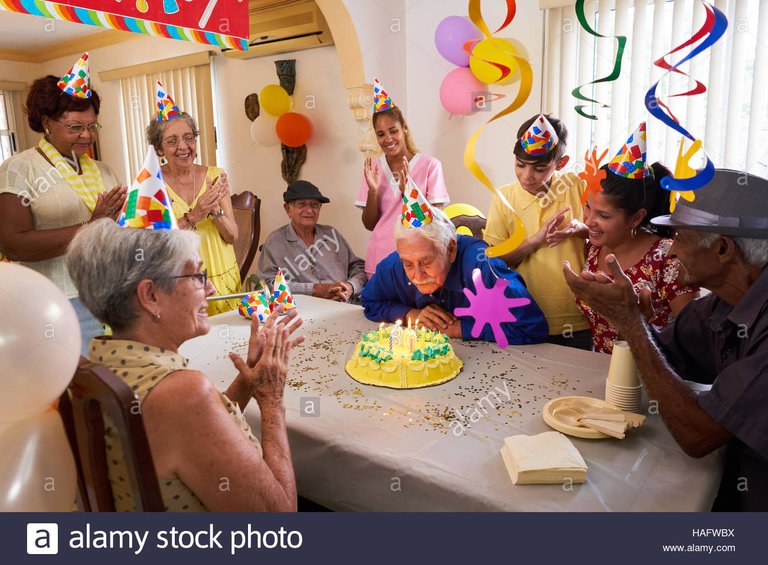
left=0, top=59, right=45, bottom=151
left=214, top=48, right=361, bottom=256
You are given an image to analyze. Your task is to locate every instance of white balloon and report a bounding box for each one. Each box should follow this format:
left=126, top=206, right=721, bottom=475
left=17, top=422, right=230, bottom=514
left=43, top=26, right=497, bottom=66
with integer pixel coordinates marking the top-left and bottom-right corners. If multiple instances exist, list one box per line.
left=0, top=263, right=81, bottom=423
left=0, top=410, right=77, bottom=511
left=250, top=114, right=280, bottom=147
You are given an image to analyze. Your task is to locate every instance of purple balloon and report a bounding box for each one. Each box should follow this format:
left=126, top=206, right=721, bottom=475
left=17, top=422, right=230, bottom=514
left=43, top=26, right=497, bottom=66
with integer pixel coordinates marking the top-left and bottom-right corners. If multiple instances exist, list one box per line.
left=435, top=16, right=481, bottom=68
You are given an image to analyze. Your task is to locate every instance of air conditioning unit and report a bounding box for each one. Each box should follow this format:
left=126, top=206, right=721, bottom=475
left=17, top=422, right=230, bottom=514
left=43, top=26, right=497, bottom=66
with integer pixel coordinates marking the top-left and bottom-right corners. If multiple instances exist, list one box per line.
left=223, top=0, right=334, bottom=59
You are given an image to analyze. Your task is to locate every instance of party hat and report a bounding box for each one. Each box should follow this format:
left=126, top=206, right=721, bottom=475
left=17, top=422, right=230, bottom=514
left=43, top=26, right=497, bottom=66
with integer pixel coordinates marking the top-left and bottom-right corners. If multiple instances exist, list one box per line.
left=155, top=81, right=181, bottom=121
left=271, top=268, right=297, bottom=313
left=401, top=176, right=434, bottom=228
left=608, top=123, right=649, bottom=179
left=520, top=114, right=559, bottom=156
left=118, top=146, right=177, bottom=230
left=373, top=77, right=394, bottom=113
left=238, top=292, right=271, bottom=322
left=57, top=53, right=91, bottom=99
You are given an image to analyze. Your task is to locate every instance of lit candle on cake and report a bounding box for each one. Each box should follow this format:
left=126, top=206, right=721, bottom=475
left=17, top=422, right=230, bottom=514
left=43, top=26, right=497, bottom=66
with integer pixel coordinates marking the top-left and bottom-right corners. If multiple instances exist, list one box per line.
left=390, top=320, right=403, bottom=347
left=378, top=322, right=386, bottom=341
left=404, top=319, right=417, bottom=352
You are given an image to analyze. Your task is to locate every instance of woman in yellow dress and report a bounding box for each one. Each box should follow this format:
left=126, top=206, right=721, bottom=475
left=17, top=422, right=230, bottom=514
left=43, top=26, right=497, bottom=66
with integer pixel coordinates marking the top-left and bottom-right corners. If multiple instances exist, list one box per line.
left=146, top=98, right=241, bottom=315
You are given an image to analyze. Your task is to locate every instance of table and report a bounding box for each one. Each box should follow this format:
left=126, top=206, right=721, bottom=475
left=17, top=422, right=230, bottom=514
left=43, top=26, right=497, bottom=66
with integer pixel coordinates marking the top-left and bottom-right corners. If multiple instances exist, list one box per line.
left=180, top=296, right=723, bottom=511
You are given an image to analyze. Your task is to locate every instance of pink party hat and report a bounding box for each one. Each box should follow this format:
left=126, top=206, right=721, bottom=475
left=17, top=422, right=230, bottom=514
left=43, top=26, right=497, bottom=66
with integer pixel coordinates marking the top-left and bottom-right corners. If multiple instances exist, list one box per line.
left=373, top=77, right=394, bottom=113
left=118, top=146, right=177, bottom=230
left=520, top=114, right=559, bottom=156
left=155, top=81, right=181, bottom=121
left=58, top=53, right=91, bottom=99
left=238, top=292, right=271, bottom=322
left=608, top=123, right=649, bottom=179
left=401, top=176, right=434, bottom=228
left=271, top=268, right=297, bottom=313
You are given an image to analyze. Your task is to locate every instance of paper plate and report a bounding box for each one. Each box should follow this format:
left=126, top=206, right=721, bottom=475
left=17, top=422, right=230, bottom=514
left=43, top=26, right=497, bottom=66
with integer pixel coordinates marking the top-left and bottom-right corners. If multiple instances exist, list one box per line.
left=542, top=396, right=622, bottom=440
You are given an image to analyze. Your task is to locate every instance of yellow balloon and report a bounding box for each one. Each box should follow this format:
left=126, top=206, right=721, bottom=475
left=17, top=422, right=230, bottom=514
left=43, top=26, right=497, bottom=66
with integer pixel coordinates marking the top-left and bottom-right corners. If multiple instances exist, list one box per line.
left=470, top=37, right=528, bottom=85
left=444, top=203, right=486, bottom=220
left=259, top=84, right=291, bottom=116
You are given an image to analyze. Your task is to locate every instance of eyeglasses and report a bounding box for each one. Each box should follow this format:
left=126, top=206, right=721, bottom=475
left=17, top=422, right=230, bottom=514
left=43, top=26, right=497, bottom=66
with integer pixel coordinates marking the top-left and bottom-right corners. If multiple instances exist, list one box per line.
left=159, top=269, right=208, bottom=287
left=163, top=134, right=197, bottom=147
left=55, top=120, right=102, bottom=134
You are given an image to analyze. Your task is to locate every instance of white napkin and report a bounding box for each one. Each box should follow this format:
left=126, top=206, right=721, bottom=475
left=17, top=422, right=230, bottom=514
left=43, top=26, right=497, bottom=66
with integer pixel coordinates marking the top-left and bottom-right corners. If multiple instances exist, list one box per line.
left=500, top=431, right=588, bottom=485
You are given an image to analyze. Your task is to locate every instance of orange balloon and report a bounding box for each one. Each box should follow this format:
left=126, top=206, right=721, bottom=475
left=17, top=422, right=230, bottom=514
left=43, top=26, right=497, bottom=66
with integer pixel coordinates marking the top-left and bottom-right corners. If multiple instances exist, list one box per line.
left=276, top=112, right=312, bottom=147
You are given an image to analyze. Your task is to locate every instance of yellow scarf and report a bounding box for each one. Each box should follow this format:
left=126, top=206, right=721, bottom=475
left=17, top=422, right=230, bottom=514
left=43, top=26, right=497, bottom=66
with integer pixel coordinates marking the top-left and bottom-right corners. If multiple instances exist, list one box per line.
left=38, top=137, right=105, bottom=212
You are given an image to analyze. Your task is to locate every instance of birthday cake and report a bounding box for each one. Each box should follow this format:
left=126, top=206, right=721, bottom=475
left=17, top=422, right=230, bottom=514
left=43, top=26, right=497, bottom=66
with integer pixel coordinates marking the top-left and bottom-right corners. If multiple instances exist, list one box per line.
left=345, top=324, right=463, bottom=389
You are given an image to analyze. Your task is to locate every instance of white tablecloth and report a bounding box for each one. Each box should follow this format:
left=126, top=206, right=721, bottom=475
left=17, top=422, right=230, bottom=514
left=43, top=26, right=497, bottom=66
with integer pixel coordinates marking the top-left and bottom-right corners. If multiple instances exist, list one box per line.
left=181, top=296, right=722, bottom=511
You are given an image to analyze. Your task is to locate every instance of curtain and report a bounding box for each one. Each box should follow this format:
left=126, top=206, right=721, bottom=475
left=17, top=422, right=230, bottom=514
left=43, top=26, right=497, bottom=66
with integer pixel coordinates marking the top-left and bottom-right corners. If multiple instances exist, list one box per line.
left=542, top=0, right=767, bottom=177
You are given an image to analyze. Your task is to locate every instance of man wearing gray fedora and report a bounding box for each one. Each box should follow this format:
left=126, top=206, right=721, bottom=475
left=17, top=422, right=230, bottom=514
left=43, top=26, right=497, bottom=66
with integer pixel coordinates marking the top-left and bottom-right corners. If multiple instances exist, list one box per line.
left=564, top=169, right=768, bottom=511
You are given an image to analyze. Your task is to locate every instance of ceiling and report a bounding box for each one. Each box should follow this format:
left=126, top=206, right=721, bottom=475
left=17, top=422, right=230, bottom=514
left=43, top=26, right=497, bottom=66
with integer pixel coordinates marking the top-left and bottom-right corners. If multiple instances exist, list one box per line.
left=0, top=10, right=103, bottom=51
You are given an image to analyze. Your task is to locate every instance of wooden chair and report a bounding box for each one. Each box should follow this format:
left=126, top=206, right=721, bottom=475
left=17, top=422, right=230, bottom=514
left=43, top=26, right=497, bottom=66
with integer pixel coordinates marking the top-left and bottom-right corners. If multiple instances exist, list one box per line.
left=231, top=191, right=262, bottom=282
left=59, top=357, right=164, bottom=511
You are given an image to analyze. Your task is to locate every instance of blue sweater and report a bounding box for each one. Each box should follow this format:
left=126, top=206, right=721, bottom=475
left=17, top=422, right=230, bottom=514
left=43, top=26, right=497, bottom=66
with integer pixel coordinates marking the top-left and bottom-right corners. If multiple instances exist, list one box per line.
left=361, top=236, right=549, bottom=344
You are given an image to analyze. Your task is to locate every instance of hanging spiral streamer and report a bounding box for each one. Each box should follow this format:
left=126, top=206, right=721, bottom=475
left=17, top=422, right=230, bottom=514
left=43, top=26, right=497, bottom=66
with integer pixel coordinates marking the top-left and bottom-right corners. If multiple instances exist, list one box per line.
left=644, top=0, right=727, bottom=195
left=571, top=0, right=627, bottom=120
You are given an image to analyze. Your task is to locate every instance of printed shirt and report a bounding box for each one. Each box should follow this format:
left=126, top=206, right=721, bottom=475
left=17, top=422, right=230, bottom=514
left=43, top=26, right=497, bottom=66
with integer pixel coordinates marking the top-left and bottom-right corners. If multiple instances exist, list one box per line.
left=577, top=238, right=699, bottom=353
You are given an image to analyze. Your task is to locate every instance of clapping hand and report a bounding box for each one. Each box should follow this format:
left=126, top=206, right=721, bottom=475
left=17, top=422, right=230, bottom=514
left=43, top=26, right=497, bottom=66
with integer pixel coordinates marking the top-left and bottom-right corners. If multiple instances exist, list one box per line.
left=228, top=306, right=304, bottom=403
left=563, top=255, right=642, bottom=333
left=397, top=155, right=409, bottom=193
left=91, top=184, right=127, bottom=221
left=530, top=208, right=569, bottom=249
left=546, top=212, right=588, bottom=248
left=364, top=156, right=381, bottom=192
left=191, top=176, right=227, bottom=220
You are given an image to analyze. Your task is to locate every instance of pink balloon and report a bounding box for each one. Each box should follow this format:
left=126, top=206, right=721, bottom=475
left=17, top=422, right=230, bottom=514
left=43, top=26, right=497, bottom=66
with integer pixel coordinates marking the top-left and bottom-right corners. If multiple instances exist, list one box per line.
left=439, top=68, right=488, bottom=115
left=435, top=16, right=481, bottom=67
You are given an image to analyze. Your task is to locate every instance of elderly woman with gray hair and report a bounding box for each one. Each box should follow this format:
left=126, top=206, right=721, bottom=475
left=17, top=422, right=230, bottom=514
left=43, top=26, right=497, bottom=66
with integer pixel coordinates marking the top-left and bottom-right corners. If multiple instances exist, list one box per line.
left=146, top=111, right=241, bottom=315
left=360, top=207, right=548, bottom=344
left=66, top=219, right=302, bottom=511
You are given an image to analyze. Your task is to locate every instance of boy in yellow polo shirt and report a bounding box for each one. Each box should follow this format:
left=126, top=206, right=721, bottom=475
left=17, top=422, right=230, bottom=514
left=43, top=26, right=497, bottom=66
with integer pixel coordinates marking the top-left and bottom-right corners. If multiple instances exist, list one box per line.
left=484, top=114, right=591, bottom=349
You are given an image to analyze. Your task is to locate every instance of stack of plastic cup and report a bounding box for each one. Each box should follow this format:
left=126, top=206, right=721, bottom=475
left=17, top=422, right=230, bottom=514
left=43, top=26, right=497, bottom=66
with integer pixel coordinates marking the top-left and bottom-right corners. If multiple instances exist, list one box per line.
left=605, top=341, right=642, bottom=413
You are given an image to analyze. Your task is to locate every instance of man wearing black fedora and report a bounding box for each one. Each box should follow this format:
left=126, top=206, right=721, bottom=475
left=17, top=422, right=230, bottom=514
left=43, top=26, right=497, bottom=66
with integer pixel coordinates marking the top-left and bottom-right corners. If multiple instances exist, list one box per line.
left=564, top=169, right=768, bottom=511
left=257, top=180, right=366, bottom=302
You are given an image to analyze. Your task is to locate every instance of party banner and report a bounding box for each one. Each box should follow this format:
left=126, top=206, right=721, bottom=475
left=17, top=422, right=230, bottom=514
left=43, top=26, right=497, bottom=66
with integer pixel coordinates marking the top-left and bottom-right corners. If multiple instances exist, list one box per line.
left=0, top=0, right=249, bottom=51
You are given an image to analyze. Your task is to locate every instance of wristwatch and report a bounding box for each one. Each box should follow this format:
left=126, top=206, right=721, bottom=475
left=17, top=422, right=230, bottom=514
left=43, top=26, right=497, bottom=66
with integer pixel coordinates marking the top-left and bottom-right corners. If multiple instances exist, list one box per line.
left=209, top=208, right=225, bottom=218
